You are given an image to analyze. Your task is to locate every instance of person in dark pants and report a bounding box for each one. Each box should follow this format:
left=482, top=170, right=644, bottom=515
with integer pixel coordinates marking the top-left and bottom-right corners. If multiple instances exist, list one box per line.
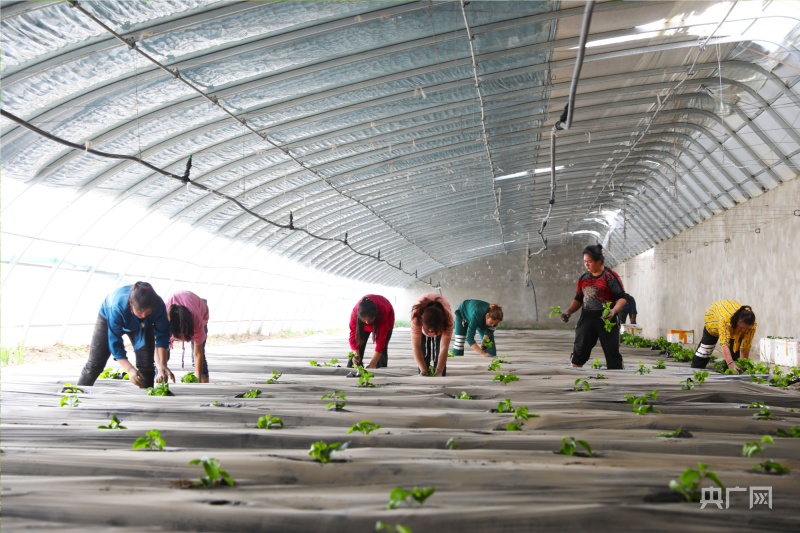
left=560, top=244, right=627, bottom=369
left=166, top=290, right=210, bottom=382
left=77, top=282, right=174, bottom=389
left=452, top=300, right=503, bottom=357
left=691, top=300, right=756, bottom=372
left=618, top=294, right=637, bottom=324
left=348, top=295, right=395, bottom=370
left=410, top=293, right=454, bottom=377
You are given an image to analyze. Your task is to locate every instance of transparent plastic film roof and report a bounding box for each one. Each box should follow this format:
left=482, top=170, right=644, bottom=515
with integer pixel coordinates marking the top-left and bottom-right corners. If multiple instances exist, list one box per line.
left=3, top=0, right=800, bottom=288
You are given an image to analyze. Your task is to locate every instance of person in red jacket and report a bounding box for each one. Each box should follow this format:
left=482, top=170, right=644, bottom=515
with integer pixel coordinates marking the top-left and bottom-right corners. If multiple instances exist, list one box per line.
left=348, top=295, right=395, bottom=370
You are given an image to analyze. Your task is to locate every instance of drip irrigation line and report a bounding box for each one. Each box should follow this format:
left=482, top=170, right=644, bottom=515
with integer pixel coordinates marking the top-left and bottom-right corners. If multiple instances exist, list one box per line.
left=1, top=108, right=433, bottom=287
left=63, top=0, right=444, bottom=271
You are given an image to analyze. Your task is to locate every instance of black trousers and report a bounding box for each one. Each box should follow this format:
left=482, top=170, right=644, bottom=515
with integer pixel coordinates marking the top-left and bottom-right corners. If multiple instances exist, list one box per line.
left=170, top=325, right=210, bottom=378
left=78, top=314, right=156, bottom=388
left=569, top=310, right=624, bottom=369
left=348, top=328, right=392, bottom=369
left=418, top=334, right=446, bottom=376
left=691, top=327, right=738, bottom=369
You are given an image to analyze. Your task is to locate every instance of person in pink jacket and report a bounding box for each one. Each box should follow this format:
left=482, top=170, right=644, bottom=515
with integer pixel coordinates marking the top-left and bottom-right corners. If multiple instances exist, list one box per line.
left=165, top=291, right=210, bottom=383
left=410, top=293, right=454, bottom=377
left=348, top=294, right=395, bottom=370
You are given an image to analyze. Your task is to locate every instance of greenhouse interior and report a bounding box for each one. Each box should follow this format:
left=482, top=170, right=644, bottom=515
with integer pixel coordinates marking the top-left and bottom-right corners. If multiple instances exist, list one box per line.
left=1, top=1, right=798, bottom=531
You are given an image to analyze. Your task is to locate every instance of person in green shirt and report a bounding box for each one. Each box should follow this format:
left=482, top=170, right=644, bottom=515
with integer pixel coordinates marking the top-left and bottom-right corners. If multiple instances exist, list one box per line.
left=452, top=300, right=504, bottom=357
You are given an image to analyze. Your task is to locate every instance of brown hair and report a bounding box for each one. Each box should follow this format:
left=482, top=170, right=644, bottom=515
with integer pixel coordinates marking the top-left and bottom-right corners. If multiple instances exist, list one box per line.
left=412, top=296, right=452, bottom=335
left=169, top=304, right=194, bottom=341
left=129, top=281, right=162, bottom=314
left=487, top=303, right=504, bottom=322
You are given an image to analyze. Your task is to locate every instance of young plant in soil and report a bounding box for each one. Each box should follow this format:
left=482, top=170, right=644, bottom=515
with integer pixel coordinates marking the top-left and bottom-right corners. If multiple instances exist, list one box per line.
left=188, top=456, right=235, bottom=487
left=634, top=361, right=650, bottom=375
left=132, top=429, right=166, bottom=451
left=322, top=359, right=339, bottom=367
left=506, top=406, right=538, bottom=431
left=448, top=349, right=455, bottom=358
left=681, top=378, right=695, bottom=390
left=558, top=436, right=592, bottom=456
left=493, top=372, right=519, bottom=385
left=601, top=301, right=615, bottom=332
left=548, top=305, right=562, bottom=319
left=97, top=414, right=126, bottom=429
left=181, top=371, right=199, bottom=383
left=428, top=365, right=436, bottom=377
left=455, top=391, right=472, bottom=400
left=375, top=521, right=412, bottom=533
left=776, top=425, right=800, bottom=438
left=658, top=426, right=692, bottom=438
left=625, top=391, right=660, bottom=415
left=669, top=463, right=724, bottom=502
left=743, top=435, right=791, bottom=474
left=573, top=378, right=591, bottom=391
left=357, top=366, right=378, bottom=388
left=496, top=398, right=513, bottom=413
left=487, top=359, right=502, bottom=371
left=265, top=370, right=282, bottom=384
left=348, top=420, right=382, bottom=435
left=652, top=360, right=667, bottom=370
left=594, top=373, right=608, bottom=380
left=321, top=390, right=347, bottom=410
left=309, top=360, right=321, bottom=367
left=242, top=389, right=262, bottom=398
left=61, top=383, right=84, bottom=394
left=591, top=358, right=602, bottom=369
left=387, top=486, right=436, bottom=509
left=692, top=370, right=709, bottom=384
left=445, top=437, right=461, bottom=450
left=146, top=383, right=172, bottom=396
left=99, top=368, right=128, bottom=380
left=308, top=441, right=349, bottom=463
left=750, top=375, right=768, bottom=384
left=256, top=414, right=284, bottom=429
left=60, top=394, right=81, bottom=407
left=752, top=405, right=773, bottom=420
left=481, top=336, right=493, bottom=350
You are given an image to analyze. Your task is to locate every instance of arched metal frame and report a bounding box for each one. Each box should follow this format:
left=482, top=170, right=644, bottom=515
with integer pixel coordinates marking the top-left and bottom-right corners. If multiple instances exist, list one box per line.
left=3, top=0, right=800, bottom=291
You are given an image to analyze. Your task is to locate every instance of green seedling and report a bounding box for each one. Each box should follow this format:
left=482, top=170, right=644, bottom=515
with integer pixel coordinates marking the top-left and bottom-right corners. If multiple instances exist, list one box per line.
left=322, top=358, right=340, bottom=367
left=481, top=336, right=493, bottom=349
left=573, top=378, right=591, bottom=391
left=146, top=383, right=172, bottom=396
left=428, top=365, right=436, bottom=376
left=747, top=401, right=765, bottom=409
left=776, top=426, right=800, bottom=438
left=496, top=398, right=513, bottom=413
left=61, top=383, right=84, bottom=394
left=375, top=521, right=413, bottom=533
left=548, top=305, right=562, bottom=319
left=496, top=357, right=510, bottom=364
left=321, top=390, right=347, bottom=410
left=633, top=403, right=661, bottom=415
left=308, top=440, right=349, bottom=463
left=743, top=435, right=792, bottom=474
left=309, top=360, right=321, bottom=367
left=506, top=406, right=538, bottom=431
left=594, top=373, right=608, bottom=380
left=357, top=366, right=377, bottom=388
left=681, top=378, right=695, bottom=390
left=558, top=436, right=592, bottom=457
left=181, top=371, right=199, bottom=383
left=132, top=429, right=165, bottom=451
left=242, top=389, right=262, bottom=398
left=455, top=391, right=472, bottom=400
left=752, top=406, right=773, bottom=420
left=99, top=368, right=128, bottom=379
left=448, top=349, right=455, bottom=358
left=387, top=486, right=436, bottom=509
left=348, top=420, right=381, bottom=435
left=653, top=360, right=667, bottom=370
left=266, top=370, right=282, bottom=384
left=487, top=359, right=502, bottom=371
left=591, top=358, right=602, bottom=369
left=625, top=390, right=660, bottom=414
left=750, top=376, right=768, bottom=384
left=601, top=302, right=615, bottom=332
left=635, top=361, right=650, bottom=375
left=493, top=372, right=519, bottom=385
left=445, top=437, right=460, bottom=450
left=188, top=456, right=235, bottom=487
left=97, top=414, right=126, bottom=429
left=658, top=426, right=688, bottom=438
left=256, top=414, right=284, bottom=429
left=347, top=351, right=357, bottom=361
left=60, top=394, right=80, bottom=408
left=669, top=463, right=724, bottom=502
left=754, top=459, right=792, bottom=474
left=692, top=370, right=709, bottom=384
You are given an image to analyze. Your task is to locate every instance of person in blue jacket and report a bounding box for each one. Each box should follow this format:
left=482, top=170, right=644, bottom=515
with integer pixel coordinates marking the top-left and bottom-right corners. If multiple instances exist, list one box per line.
left=77, top=282, right=174, bottom=388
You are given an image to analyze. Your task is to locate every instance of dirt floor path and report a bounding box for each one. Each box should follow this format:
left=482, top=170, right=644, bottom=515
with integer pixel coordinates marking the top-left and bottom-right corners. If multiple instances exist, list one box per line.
left=1, top=329, right=798, bottom=532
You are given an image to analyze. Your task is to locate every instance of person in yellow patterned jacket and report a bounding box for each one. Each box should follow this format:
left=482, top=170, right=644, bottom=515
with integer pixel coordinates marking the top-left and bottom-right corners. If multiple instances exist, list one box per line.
left=691, top=300, right=756, bottom=372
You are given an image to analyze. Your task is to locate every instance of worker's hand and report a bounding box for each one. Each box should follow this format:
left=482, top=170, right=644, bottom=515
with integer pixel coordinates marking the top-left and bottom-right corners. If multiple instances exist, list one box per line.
left=128, top=368, right=144, bottom=387
left=727, top=361, right=742, bottom=375
left=479, top=351, right=492, bottom=358
left=156, top=367, right=176, bottom=384
left=560, top=313, right=570, bottom=323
